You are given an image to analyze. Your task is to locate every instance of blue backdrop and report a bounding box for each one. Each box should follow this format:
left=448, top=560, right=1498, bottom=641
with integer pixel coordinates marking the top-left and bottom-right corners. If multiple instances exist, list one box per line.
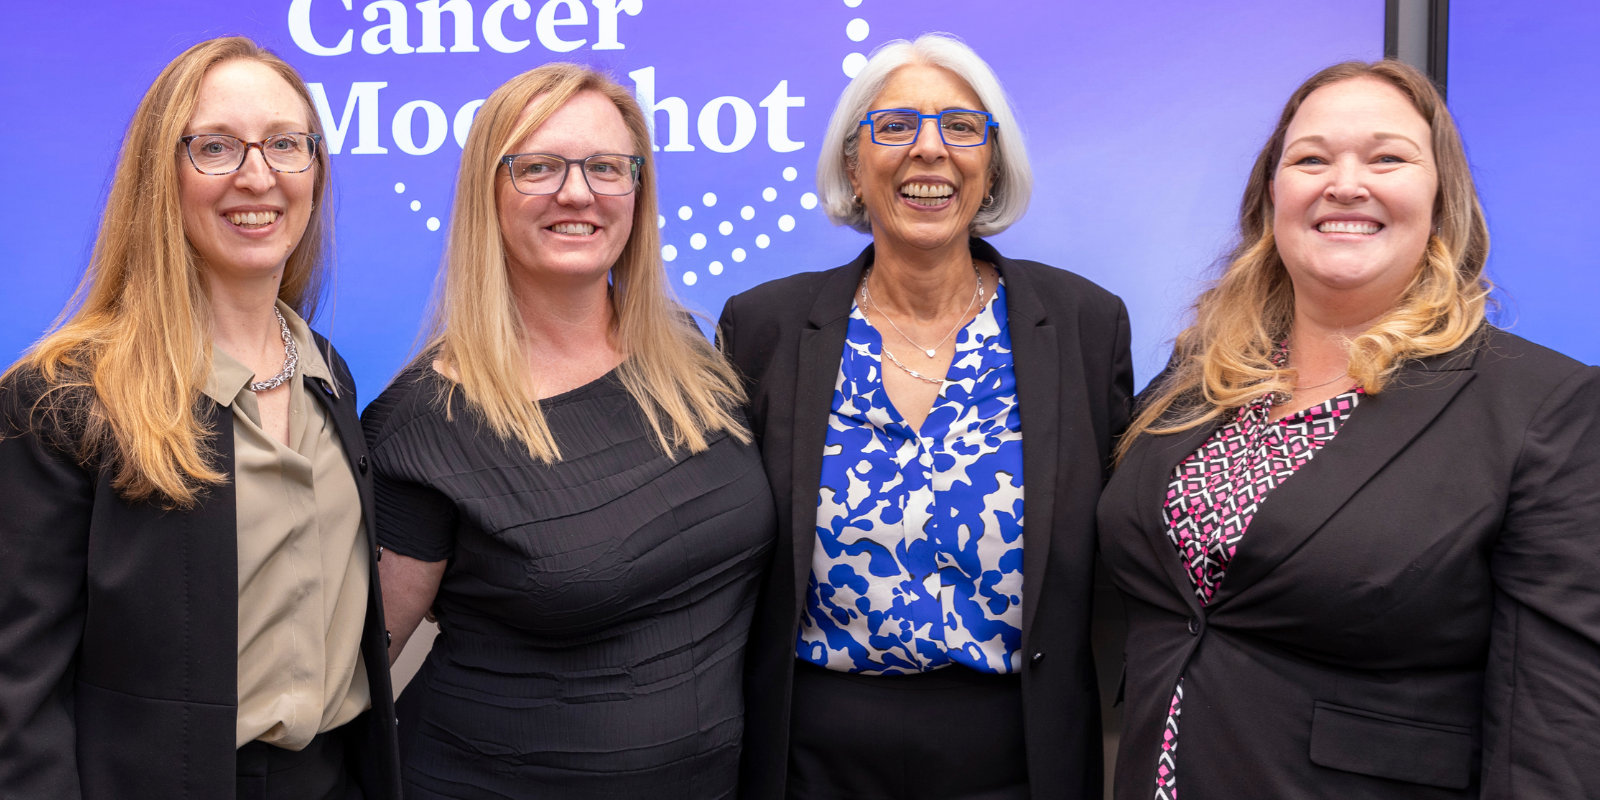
left=13, top=0, right=1515, bottom=402
left=1450, top=2, right=1600, bottom=368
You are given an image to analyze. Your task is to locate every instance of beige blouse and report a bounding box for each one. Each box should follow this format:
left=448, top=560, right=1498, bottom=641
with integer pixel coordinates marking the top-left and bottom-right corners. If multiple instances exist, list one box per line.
left=202, top=302, right=371, bottom=751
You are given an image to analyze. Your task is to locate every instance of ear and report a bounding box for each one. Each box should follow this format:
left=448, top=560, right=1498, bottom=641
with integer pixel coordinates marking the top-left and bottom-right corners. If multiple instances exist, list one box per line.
left=846, top=160, right=861, bottom=200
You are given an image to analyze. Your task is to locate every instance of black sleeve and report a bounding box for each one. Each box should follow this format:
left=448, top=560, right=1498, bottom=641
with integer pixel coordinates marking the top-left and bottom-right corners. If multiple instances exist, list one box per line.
left=0, top=378, right=94, bottom=799
left=1107, top=298, right=1135, bottom=443
left=362, top=377, right=459, bottom=563
left=1483, top=365, right=1600, bottom=795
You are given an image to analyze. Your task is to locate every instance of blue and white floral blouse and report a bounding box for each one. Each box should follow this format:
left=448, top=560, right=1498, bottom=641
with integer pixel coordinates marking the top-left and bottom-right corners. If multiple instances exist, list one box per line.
left=796, top=278, right=1025, bottom=675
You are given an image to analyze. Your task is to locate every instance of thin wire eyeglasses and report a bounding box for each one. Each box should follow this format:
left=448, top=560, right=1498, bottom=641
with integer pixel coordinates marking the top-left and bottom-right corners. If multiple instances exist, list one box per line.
left=858, top=109, right=998, bottom=147
left=500, top=153, right=645, bottom=196
left=180, top=133, right=322, bottom=175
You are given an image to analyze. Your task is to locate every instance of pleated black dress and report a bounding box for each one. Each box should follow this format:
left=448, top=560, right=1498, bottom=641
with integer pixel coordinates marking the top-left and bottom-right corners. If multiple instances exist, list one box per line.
left=361, top=363, right=776, bottom=800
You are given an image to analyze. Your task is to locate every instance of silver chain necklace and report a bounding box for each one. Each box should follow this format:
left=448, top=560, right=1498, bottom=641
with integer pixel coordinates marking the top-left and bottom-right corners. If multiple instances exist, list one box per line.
left=858, top=263, right=984, bottom=385
left=247, top=307, right=299, bottom=392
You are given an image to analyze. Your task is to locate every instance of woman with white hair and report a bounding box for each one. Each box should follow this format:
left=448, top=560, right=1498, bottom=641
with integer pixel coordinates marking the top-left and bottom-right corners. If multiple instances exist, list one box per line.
left=720, top=33, right=1133, bottom=800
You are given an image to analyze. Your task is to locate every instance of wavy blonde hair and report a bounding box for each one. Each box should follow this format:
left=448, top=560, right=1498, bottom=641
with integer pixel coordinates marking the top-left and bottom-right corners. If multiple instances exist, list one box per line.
left=1118, top=59, right=1491, bottom=460
left=425, top=63, right=748, bottom=461
left=3, top=37, right=332, bottom=506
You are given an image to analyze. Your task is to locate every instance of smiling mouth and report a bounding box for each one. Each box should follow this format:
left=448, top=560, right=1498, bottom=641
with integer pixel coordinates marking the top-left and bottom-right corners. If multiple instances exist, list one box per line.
left=900, top=181, right=954, bottom=208
left=226, top=211, right=280, bottom=229
left=549, top=222, right=596, bottom=235
left=1318, top=220, right=1382, bottom=235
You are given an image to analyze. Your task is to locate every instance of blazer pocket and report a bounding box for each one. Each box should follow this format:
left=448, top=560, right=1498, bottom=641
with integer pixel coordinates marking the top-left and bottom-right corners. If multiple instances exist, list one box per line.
left=1309, top=701, right=1473, bottom=789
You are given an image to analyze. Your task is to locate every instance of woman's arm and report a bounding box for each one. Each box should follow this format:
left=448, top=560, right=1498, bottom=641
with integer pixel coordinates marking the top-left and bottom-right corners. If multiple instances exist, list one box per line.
left=1483, top=365, right=1600, bottom=796
left=0, top=382, right=95, bottom=798
left=378, top=550, right=446, bottom=665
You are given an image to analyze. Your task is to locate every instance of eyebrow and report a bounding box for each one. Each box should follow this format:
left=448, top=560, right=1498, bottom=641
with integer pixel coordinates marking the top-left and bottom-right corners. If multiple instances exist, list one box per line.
left=1284, top=132, right=1423, bottom=149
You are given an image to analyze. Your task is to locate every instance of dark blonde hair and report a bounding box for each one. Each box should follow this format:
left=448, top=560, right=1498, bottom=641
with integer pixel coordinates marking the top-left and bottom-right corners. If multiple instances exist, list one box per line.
left=1119, top=59, right=1491, bottom=460
left=4, top=36, right=333, bottom=506
left=425, top=63, right=748, bottom=461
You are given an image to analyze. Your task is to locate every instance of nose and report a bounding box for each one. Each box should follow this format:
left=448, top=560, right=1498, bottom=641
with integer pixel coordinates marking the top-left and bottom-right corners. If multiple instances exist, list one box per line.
left=1324, top=155, right=1371, bottom=204
left=555, top=161, right=595, bottom=206
left=233, top=145, right=277, bottom=193
left=908, top=116, right=949, bottom=162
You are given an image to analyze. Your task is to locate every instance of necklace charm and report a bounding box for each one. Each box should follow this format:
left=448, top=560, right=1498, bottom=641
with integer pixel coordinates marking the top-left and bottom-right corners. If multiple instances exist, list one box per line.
left=859, top=262, right=984, bottom=362
left=247, top=307, right=299, bottom=393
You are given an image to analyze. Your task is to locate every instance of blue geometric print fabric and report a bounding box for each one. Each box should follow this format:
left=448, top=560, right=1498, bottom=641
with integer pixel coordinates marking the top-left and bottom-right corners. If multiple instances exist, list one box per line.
left=796, top=279, right=1025, bottom=675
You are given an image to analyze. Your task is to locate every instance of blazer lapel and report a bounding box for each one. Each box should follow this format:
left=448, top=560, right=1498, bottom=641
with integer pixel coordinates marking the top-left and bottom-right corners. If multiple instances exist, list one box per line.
left=1133, top=421, right=1218, bottom=616
left=1209, top=347, right=1479, bottom=607
left=979, top=241, right=1068, bottom=642
left=788, top=247, right=870, bottom=611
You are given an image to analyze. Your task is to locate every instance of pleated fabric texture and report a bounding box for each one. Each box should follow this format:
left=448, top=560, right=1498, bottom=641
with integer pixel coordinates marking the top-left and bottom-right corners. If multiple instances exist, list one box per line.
left=363, top=365, right=777, bottom=800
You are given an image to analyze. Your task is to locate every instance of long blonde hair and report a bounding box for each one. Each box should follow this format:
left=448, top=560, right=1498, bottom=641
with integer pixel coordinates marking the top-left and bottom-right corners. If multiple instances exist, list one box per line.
left=1118, top=60, right=1491, bottom=461
left=426, top=63, right=748, bottom=461
left=3, top=37, right=333, bottom=506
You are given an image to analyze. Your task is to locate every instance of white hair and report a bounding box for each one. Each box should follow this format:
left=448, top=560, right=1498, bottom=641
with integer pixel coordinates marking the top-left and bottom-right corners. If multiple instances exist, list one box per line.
left=817, top=32, right=1032, bottom=237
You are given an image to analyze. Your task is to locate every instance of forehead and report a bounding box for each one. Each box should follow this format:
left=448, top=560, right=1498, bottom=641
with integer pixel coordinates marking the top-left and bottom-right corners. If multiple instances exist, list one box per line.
left=511, top=90, right=633, bottom=154
left=1287, top=77, right=1430, bottom=142
left=188, top=59, right=308, bottom=134
left=871, top=63, right=984, bottom=112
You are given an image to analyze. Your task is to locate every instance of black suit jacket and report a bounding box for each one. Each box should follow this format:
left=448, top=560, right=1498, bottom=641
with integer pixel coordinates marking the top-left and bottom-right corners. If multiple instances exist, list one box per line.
left=1098, top=327, right=1600, bottom=799
left=0, top=335, right=401, bottom=800
left=719, top=239, right=1134, bottom=800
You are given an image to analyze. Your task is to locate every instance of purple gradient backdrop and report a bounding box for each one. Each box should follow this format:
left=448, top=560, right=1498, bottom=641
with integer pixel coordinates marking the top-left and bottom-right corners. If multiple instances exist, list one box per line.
left=1450, top=2, right=1600, bottom=367
left=0, top=1, right=1385, bottom=398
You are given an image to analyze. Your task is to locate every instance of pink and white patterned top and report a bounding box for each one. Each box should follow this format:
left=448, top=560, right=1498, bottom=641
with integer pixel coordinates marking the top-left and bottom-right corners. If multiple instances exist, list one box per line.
left=1152, top=387, right=1363, bottom=800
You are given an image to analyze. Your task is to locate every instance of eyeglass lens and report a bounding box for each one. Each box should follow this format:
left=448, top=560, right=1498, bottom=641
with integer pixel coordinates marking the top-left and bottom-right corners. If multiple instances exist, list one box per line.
left=506, top=155, right=639, bottom=196
left=188, top=134, right=316, bottom=174
left=870, top=111, right=989, bottom=146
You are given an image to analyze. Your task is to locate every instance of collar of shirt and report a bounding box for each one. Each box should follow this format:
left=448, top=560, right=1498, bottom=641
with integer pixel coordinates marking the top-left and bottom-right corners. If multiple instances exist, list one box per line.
left=202, top=300, right=336, bottom=408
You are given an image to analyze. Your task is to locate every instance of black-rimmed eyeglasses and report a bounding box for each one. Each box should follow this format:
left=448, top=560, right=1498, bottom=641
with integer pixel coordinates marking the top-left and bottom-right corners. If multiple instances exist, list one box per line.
left=180, top=133, right=322, bottom=175
left=500, top=153, right=645, bottom=196
left=859, top=109, right=997, bottom=147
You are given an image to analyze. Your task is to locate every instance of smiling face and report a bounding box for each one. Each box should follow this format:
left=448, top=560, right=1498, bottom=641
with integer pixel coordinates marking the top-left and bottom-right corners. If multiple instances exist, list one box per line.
left=850, top=63, right=993, bottom=254
left=1272, top=77, right=1438, bottom=312
left=497, top=90, right=637, bottom=288
left=178, top=59, right=317, bottom=286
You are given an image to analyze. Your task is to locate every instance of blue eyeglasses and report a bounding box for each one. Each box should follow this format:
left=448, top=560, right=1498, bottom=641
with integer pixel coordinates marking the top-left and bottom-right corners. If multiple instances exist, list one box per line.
left=859, top=109, right=997, bottom=147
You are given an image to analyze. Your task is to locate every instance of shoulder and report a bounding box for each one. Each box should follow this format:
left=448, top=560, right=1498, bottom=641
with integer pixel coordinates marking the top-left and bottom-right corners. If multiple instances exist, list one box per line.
left=723, top=266, right=848, bottom=324
left=308, top=330, right=356, bottom=392
left=0, top=363, right=91, bottom=461
left=1464, top=326, right=1598, bottom=399
left=360, top=358, right=448, bottom=452
left=997, top=255, right=1126, bottom=319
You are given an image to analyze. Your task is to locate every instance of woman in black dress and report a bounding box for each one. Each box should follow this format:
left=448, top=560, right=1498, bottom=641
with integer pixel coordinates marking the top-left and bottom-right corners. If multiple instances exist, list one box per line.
left=365, top=64, right=775, bottom=799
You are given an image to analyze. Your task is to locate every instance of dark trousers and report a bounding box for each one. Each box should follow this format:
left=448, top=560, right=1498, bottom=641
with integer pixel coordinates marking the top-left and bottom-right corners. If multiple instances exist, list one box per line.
left=236, top=726, right=361, bottom=800
left=787, top=660, right=1030, bottom=800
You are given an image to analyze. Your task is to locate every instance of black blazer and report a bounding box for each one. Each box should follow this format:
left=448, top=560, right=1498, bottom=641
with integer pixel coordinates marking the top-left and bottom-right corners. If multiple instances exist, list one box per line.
left=1098, top=327, right=1600, bottom=799
left=720, top=239, right=1134, bottom=800
left=0, top=334, right=401, bottom=800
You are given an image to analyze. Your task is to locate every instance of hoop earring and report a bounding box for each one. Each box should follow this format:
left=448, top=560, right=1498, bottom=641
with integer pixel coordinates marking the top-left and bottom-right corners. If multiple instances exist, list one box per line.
left=981, top=195, right=995, bottom=208
left=852, top=194, right=864, bottom=206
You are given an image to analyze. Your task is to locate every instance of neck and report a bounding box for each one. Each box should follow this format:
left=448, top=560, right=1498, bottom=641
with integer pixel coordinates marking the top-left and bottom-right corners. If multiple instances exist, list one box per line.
left=1287, top=289, right=1394, bottom=377
left=866, top=231, right=975, bottom=321
left=208, top=266, right=287, bottom=357
left=508, top=266, right=615, bottom=359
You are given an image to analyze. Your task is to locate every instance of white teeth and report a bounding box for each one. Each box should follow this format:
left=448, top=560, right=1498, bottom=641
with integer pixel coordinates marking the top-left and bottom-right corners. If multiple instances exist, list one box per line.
left=227, top=211, right=279, bottom=227
left=1318, top=220, right=1381, bottom=235
left=550, top=222, right=595, bottom=235
left=899, top=182, right=954, bottom=199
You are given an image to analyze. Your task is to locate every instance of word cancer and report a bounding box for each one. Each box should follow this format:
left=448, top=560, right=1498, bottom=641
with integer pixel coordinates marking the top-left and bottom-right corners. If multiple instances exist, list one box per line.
left=288, top=0, right=642, bottom=56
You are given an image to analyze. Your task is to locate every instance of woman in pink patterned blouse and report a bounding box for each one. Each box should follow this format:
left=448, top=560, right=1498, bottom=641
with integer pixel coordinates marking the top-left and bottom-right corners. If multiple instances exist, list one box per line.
left=1098, top=59, right=1600, bottom=800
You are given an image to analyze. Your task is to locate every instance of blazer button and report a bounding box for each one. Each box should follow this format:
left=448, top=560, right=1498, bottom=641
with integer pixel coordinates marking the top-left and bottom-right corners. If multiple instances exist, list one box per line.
left=1187, top=616, right=1201, bottom=635
left=1031, top=652, right=1045, bottom=667
left=358, top=455, right=369, bottom=474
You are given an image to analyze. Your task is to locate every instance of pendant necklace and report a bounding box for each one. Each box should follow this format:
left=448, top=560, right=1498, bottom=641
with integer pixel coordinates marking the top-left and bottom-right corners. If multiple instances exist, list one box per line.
left=858, top=263, right=984, bottom=385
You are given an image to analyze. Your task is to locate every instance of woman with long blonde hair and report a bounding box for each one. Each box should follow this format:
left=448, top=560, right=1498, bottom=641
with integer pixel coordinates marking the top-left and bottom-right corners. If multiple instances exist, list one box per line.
left=0, top=37, right=400, bottom=800
left=364, top=63, right=776, bottom=799
left=1098, top=59, right=1600, bottom=799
